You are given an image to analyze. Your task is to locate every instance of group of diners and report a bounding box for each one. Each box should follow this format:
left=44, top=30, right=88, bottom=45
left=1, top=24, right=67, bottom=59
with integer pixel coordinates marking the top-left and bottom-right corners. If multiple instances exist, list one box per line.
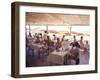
left=26, top=31, right=89, bottom=65
left=26, top=31, right=64, bottom=53
left=66, top=35, right=89, bottom=65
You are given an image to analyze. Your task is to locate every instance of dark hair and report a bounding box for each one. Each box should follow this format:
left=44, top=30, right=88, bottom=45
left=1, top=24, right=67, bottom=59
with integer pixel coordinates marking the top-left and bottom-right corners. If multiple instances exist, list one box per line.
left=47, top=36, right=50, bottom=39
left=73, top=35, right=76, bottom=38
left=63, top=35, right=65, bottom=38
left=70, top=42, right=74, bottom=46
left=39, top=33, right=42, bottom=35
left=44, top=31, right=47, bottom=33
left=74, top=42, right=80, bottom=48
left=53, top=34, right=55, bottom=36
left=81, top=36, right=83, bottom=39
left=86, top=41, right=88, bottom=44
left=57, top=38, right=60, bottom=41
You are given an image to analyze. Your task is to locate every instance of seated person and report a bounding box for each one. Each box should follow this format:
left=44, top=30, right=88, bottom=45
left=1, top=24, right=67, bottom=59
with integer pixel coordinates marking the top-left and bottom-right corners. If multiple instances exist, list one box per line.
left=79, top=36, right=84, bottom=49
left=45, top=36, right=51, bottom=45
left=55, top=38, right=62, bottom=51
left=43, top=31, right=48, bottom=40
left=52, top=34, right=57, bottom=40
left=39, top=33, right=43, bottom=44
left=84, top=41, right=89, bottom=54
left=35, top=36, right=40, bottom=43
left=38, top=47, right=46, bottom=58
left=68, top=42, right=80, bottom=65
left=73, top=35, right=77, bottom=43
left=45, top=36, right=54, bottom=52
left=39, top=33, right=42, bottom=38
left=85, top=41, right=89, bottom=50
left=28, top=32, right=32, bottom=37
left=61, top=35, right=65, bottom=41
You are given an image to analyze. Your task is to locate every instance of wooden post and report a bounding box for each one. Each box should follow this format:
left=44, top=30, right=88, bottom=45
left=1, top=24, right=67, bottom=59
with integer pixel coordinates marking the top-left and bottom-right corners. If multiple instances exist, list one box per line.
left=46, top=25, right=48, bottom=32
left=29, top=24, right=30, bottom=34
left=69, top=25, right=72, bottom=36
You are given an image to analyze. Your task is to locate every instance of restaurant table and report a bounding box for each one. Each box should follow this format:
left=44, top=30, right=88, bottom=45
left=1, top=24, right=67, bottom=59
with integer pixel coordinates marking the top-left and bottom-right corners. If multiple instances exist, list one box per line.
left=28, top=42, right=44, bottom=54
left=30, top=43, right=44, bottom=49
left=48, top=49, right=70, bottom=65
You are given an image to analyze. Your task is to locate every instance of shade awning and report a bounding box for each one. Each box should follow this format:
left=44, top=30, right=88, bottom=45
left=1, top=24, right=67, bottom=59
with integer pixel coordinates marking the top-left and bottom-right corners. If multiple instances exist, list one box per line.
left=26, top=12, right=89, bottom=26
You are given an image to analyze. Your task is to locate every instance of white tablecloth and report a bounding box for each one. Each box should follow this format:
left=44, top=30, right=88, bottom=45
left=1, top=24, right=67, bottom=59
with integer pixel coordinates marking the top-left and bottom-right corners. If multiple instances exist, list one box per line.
left=48, top=50, right=70, bottom=65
